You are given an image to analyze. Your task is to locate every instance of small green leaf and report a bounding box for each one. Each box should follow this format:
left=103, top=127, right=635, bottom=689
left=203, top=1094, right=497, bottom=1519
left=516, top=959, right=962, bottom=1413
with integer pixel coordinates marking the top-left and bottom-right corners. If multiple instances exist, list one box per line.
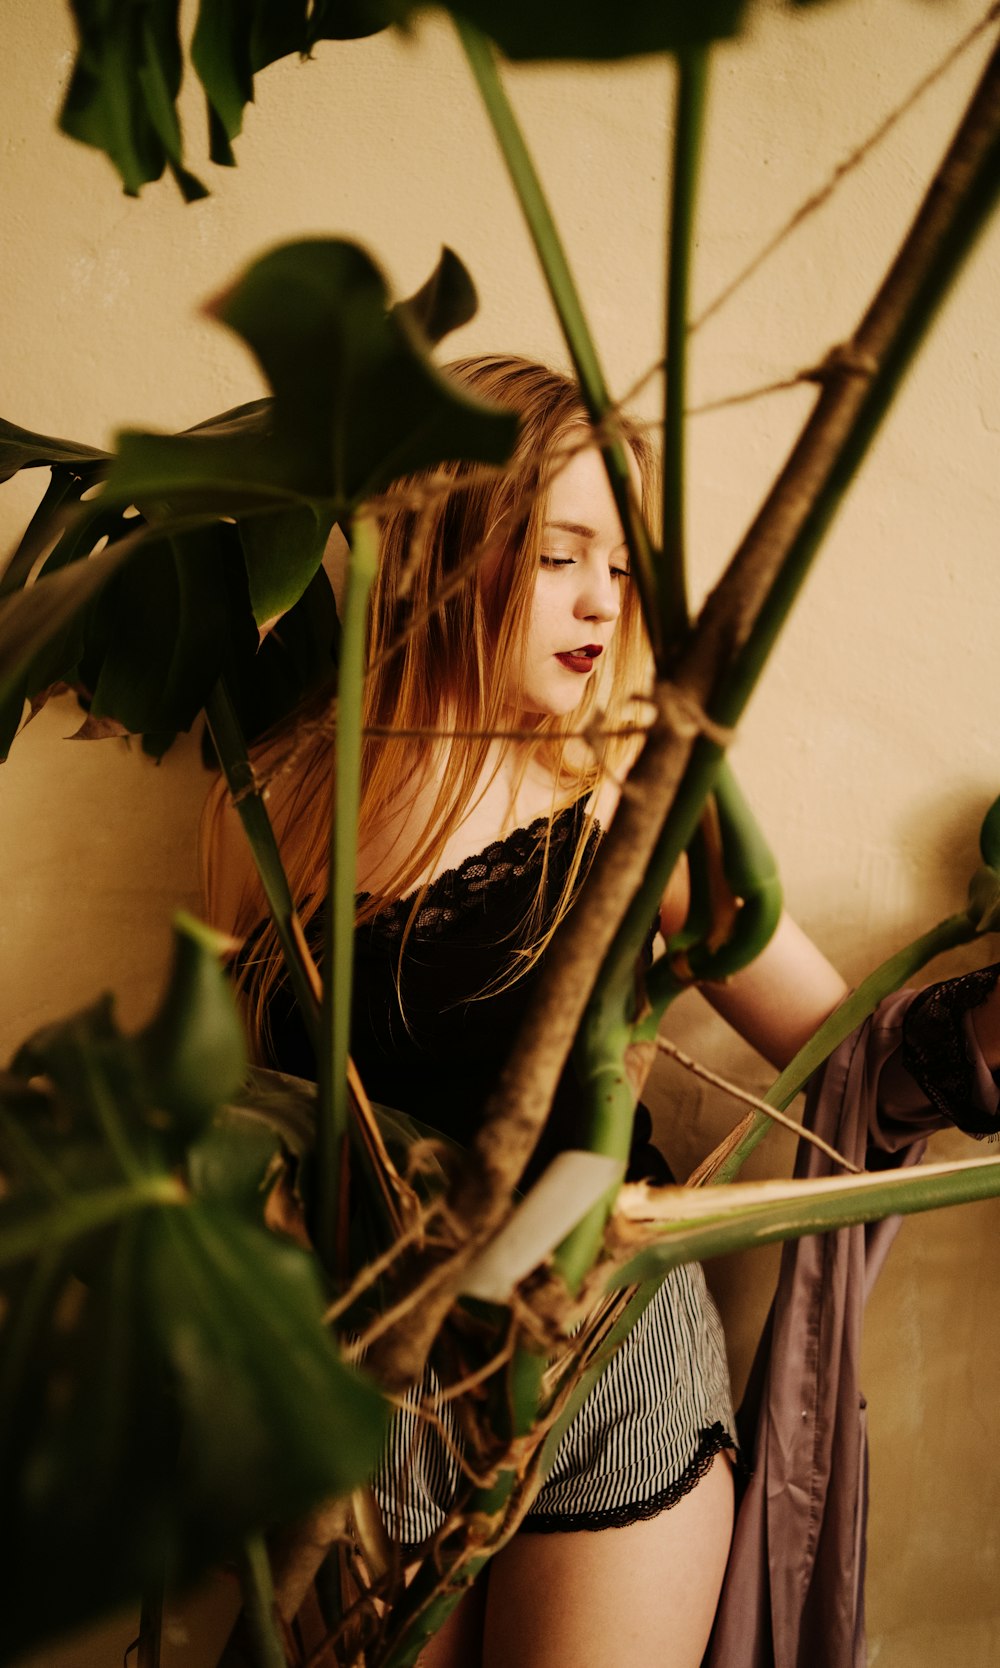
left=137, top=914, right=248, bottom=1148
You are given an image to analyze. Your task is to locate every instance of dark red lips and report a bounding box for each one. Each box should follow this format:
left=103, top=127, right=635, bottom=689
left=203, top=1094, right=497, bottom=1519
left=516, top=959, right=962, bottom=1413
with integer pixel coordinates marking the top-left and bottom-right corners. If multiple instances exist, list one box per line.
left=556, top=644, right=603, bottom=675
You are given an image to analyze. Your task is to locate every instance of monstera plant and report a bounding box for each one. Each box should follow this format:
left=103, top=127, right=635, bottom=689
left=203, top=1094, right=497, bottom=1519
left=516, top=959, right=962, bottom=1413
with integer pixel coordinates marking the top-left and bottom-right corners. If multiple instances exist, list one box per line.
left=3, top=2, right=1000, bottom=1664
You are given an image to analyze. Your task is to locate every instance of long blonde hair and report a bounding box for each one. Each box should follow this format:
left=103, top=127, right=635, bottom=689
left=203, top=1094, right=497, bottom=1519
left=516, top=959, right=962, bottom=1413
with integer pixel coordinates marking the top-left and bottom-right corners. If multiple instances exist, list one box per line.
left=203, top=355, right=657, bottom=1050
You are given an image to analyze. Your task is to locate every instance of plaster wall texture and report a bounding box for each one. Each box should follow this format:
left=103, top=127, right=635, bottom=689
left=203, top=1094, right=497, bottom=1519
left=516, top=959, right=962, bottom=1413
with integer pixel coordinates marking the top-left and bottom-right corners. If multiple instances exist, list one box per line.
left=2, top=0, right=999, bottom=1662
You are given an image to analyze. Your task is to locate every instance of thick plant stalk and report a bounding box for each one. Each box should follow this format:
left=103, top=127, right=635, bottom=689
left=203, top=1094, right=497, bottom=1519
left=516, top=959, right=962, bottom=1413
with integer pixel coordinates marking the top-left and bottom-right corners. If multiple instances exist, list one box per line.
left=456, top=20, right=662, bottom=658
left=204, top=679, right=321, bottom=1041
left=661, top=45, right=709, bottom=646
left=316, top=514, right=377, bottom=1270
left=363, top=33, right=1000, bottom=1401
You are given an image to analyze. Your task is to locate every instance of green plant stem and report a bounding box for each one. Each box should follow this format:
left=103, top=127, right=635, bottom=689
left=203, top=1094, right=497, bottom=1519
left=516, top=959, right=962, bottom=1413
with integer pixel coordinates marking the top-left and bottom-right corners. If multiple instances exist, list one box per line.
left=236, top=1537, right=287, bottom=1668
left=137, top=1567, right=164, bottom=1668
left=661, top=46, right=708, bottom=646
left=316, top=514, right=377, bottom=1271
left=554, top=1052, right=633, bottom=1291
left=456, top=19, right=662, bottom=659
left=204, top=680, right=321, bottom=1043
left=711, top=909, right=980, bottom=1182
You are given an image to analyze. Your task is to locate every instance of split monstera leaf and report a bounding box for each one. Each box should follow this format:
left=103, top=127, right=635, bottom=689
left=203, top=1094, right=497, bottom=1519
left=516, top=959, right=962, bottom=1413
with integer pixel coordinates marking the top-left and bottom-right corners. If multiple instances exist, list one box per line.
left=0, top=239, right=516, bottom=758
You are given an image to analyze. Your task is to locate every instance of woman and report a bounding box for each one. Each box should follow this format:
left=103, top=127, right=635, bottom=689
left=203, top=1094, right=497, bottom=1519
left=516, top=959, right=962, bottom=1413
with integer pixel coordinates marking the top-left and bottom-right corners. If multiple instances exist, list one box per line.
left=204, top=356, right=1000, bottom=1667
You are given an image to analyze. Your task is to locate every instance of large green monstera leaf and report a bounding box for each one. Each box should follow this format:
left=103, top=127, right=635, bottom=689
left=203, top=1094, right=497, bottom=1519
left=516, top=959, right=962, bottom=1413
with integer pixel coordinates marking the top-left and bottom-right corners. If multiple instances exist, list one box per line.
left=0, top=914, right=389, bottom=1661
left=0, top=240, right=515, bottom=753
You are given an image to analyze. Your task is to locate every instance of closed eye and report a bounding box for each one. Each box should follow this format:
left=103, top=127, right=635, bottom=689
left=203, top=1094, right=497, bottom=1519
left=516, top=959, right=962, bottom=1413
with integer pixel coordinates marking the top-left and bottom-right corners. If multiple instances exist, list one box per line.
left=539, top=554, right=575, bottom=569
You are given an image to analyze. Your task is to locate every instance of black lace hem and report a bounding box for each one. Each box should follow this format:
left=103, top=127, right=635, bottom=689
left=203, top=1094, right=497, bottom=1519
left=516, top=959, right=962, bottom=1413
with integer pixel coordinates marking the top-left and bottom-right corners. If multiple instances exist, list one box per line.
left=518, top=1422, right=737, bottom=1536
left=901, top=962, right=1000, bottom=1138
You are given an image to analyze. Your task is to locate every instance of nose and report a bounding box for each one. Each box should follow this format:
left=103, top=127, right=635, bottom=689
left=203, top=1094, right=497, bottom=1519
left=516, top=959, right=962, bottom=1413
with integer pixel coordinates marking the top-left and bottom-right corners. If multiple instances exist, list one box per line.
left=575, top=558, right=621, bottom=626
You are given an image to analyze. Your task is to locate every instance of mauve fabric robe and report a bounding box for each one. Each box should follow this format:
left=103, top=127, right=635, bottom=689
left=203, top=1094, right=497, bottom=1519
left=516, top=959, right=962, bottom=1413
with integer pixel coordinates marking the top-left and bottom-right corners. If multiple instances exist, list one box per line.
left=704, top=984, right=1000, bottom=1668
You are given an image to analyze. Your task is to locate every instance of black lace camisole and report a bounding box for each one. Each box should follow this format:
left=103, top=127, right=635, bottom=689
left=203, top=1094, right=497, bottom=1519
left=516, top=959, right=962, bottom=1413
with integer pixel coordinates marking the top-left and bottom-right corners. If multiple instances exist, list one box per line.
left=259, top=800, right=670, bottom=1186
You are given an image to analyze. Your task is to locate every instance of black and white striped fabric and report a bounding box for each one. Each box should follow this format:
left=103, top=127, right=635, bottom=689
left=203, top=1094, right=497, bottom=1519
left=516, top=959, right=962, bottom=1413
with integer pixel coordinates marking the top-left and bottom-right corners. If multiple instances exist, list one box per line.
left=374, top=1262, right=735, bottom=1546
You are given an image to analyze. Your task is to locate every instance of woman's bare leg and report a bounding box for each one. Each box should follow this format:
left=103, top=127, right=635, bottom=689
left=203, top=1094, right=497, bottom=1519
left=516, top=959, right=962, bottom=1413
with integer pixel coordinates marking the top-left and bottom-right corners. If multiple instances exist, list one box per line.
left=416, top=1577, right=488, bottom=1668
left=481, top=1454, right=734, bottom=1668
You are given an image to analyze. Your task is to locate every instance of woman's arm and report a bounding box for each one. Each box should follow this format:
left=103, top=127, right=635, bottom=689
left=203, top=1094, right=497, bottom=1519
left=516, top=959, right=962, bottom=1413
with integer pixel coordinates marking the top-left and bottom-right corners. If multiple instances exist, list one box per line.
left=658, top=856, right=849, bottom=1070
left=698, top=911, right=849, bottom=1070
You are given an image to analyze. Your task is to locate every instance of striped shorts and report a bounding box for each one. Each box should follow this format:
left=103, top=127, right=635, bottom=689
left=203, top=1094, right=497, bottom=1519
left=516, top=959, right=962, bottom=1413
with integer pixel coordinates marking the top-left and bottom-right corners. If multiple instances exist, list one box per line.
left=374, top=1262, right=735, bottom=1546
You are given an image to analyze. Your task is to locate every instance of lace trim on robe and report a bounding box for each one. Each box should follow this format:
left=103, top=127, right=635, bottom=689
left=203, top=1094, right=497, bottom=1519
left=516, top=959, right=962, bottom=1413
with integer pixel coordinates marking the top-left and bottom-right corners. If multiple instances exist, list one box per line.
left=901, top=962, right=1000, bottom=1138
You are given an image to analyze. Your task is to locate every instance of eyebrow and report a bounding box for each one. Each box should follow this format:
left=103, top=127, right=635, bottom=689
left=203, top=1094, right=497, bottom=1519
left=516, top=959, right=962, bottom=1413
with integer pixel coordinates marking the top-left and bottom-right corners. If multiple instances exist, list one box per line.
left=543, top=519, right=627, bottom=551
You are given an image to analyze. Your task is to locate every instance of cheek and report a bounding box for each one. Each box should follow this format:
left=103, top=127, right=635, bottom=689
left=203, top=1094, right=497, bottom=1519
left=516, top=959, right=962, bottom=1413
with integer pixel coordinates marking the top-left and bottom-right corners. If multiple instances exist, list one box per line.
left=523, top=578, right=560, bottom=653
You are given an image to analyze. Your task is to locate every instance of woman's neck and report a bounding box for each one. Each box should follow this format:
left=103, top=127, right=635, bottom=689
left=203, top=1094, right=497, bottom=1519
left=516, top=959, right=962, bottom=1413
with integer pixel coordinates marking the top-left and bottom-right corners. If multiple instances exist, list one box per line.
left=356, top=739, right=569, bottom=898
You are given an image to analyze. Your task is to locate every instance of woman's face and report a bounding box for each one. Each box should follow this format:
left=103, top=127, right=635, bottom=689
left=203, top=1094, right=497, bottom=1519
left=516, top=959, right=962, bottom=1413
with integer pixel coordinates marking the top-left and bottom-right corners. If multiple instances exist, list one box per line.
left=512, top=443, right=634, bottom=718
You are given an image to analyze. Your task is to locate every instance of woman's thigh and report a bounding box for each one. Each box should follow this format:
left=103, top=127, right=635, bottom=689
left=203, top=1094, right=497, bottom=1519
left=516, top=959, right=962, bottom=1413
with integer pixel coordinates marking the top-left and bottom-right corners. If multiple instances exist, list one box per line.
left=481, top=1453, right=734, bottom=1668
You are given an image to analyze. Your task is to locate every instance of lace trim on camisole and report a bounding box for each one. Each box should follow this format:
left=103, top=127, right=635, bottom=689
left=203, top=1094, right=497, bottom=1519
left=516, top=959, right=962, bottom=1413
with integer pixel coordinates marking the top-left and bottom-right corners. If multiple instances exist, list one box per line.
left=357, top=803, right=595, bottom=941
left=901, top=961, right=1000, bottom=1137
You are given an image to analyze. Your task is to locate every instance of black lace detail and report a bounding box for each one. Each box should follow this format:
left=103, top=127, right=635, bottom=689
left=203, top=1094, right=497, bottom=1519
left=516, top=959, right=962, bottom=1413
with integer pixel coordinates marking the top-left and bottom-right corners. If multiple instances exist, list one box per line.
left=901, top=962, right=1000, bottom=1138
left=519, top=1423, right=736, bottom=1535
left=359, top=803, right=595, bottom=941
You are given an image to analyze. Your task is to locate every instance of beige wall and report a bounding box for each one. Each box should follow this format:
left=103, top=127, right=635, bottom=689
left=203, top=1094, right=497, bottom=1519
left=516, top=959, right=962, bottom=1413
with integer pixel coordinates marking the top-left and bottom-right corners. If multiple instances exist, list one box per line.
left=3, top=0, right=1000, bottom=1662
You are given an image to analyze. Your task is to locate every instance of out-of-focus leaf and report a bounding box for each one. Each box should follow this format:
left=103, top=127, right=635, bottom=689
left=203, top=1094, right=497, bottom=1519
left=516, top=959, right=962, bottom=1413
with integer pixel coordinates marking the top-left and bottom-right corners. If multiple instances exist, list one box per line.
left=0, top=921, right=389, bottom=1662
left=392, top=244, right=480, bottom=344
left=239, top=502, right=336, bottom=626
left=371, top=0, right=748, bottom=58
left=215, top=563, right=339, bottom=755
left=191, top=0, right=256, bottom=163
left=0, top=1197, right=387, bottom=1662
left=307, top=0, right=388, bottom=46
left=192, top=0, right=385, bottom=167
left=0, top=417, right=108, bottom=484
left=60, top=0, right=207, bottom=199
left=137, top=914, right=247, bottom=1150
left=0, top=543, right=134, bottom=717
left=88, top=525, right=251, bottom=734
left=186, top=1107, right=282, bottom=1212
left=0, top=468, right=92, bottom=599
left=104, top=240, right=518, bottom=520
